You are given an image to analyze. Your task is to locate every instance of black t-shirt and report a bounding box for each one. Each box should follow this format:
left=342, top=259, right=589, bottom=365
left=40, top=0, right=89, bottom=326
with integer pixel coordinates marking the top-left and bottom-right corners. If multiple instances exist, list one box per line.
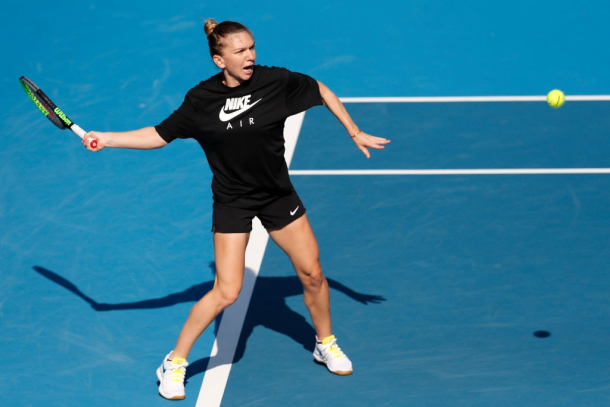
left=155, top=65, right=323, bottom=207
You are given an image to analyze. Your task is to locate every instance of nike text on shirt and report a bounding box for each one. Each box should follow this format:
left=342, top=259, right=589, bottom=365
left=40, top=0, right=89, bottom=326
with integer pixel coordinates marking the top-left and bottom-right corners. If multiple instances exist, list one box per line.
left=219, top=95, right=262, bottom=122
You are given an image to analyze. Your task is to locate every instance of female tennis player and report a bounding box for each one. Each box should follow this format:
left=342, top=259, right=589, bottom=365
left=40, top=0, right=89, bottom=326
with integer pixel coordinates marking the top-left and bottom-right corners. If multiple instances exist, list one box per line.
left=84, top=19, right=390, bottom=400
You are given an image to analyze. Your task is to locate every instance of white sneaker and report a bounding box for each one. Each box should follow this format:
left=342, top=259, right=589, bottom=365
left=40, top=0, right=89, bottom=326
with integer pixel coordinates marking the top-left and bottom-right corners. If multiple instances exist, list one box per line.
left=156, top=352, right=188, bottom=400
left=313, top=335, right=353, bottom=375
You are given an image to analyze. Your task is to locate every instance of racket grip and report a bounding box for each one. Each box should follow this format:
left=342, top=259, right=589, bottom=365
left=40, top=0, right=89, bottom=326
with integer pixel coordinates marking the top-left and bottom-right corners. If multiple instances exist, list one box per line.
left=71, top=124, right=97, bottom=149
left=71, top=124, right=86, bottom=138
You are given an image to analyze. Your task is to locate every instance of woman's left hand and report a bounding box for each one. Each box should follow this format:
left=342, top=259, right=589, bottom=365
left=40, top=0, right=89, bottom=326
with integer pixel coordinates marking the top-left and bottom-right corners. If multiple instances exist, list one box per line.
left=352, top=131, right=390, bottom=158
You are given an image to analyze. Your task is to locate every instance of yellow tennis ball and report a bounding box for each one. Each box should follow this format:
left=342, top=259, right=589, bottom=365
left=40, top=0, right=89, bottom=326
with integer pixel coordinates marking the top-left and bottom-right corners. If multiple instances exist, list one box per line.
left=547, top=89, right=565, bottom=108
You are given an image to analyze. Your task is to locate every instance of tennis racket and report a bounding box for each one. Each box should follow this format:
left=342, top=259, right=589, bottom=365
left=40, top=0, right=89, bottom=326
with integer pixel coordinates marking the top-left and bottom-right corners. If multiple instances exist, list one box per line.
left=19, top=76, right=97, bottom=149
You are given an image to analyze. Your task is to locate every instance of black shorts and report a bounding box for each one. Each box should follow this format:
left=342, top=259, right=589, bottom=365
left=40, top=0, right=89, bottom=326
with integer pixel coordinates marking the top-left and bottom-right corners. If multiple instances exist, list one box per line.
left=212, top=191, right=306, bottom=233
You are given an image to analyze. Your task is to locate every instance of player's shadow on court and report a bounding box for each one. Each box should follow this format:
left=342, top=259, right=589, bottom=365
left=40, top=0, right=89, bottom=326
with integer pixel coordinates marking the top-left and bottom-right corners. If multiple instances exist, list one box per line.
left=32, top=264, right=385, bottom=379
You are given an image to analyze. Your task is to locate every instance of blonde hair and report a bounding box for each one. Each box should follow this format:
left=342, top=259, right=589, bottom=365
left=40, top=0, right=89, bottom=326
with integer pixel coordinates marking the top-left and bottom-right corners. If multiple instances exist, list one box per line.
left=204, top=19, right=253, bottom=57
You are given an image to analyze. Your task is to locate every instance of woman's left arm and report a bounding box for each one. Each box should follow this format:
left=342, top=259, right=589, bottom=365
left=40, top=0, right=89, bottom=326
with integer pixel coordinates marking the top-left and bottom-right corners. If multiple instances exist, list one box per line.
left=318, top=81, right=390, bottom=158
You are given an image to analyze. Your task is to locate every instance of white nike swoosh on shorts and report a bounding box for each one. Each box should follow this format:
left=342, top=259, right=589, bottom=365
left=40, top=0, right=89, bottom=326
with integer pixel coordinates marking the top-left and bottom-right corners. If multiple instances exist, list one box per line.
left=219, top=99, right=262, bottom=122
left=290, top=206, right=299, bottom=216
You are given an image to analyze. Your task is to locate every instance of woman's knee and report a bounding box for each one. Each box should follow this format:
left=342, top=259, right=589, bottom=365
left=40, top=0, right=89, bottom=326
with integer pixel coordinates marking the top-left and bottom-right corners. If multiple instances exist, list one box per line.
left=300, top=260, right=325, bottom=288
left=215, top=285, right=242, bottom=308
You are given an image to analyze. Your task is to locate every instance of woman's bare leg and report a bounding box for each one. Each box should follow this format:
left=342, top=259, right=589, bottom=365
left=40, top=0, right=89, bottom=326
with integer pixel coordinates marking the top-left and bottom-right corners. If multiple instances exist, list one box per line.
left=172, top=232, right=250, bottom=359
left=269, top=215, right=332, bottom=339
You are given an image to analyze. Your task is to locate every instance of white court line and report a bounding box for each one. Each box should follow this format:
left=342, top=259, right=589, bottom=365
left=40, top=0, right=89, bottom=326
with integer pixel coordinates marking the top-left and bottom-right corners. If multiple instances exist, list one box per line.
left=290, top=168, right=610, bottom=176
left=328, top=96, right=610, bottom=177
left=195, top=112, right=305, bottom=407
left=340, top=95, right=610, bottom=103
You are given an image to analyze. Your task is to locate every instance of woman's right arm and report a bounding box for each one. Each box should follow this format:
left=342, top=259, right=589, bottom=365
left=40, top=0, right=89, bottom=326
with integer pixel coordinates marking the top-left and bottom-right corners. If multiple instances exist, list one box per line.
left=83, top=126, right=167, bottom=151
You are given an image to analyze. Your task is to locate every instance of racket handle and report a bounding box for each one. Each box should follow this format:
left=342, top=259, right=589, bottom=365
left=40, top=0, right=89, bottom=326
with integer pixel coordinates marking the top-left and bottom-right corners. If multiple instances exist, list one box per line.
left=71, top=124, right=97, bottom=149
left=71, top=124, right=86, bottom=138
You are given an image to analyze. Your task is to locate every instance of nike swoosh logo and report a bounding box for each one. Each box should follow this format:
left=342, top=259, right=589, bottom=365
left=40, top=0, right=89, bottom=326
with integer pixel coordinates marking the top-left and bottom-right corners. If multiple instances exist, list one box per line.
left=290, top=206, right=299, bottom=216
left=219, top=98, right=262, bottom=122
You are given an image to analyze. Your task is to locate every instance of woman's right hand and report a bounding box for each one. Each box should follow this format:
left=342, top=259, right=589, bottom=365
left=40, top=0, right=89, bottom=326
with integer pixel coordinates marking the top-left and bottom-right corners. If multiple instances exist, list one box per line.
left=83, top=131, right=107, bottom=152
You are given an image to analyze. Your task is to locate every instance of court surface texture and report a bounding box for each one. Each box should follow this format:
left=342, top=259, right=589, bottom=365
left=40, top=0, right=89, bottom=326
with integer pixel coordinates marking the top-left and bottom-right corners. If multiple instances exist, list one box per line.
left=2, top=1, right=610, bottom=406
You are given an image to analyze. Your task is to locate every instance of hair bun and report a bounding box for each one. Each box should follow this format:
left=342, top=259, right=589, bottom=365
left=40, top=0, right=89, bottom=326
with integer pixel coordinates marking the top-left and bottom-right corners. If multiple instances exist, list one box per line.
left=204, top=18, right=218, bottom=37
left=204, top=20, right=253, bottom=58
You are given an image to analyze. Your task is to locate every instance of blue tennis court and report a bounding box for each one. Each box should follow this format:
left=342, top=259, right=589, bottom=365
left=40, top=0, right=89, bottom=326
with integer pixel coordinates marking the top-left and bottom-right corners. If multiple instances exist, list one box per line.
left=2, top=1, right=610, bottom=406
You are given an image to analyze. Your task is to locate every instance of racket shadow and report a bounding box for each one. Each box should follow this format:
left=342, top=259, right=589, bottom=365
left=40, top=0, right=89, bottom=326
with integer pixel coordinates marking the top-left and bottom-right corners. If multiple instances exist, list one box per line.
left=32, top=265, right=214, bottom=311
left=32, top=264, right=386, bottom=379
